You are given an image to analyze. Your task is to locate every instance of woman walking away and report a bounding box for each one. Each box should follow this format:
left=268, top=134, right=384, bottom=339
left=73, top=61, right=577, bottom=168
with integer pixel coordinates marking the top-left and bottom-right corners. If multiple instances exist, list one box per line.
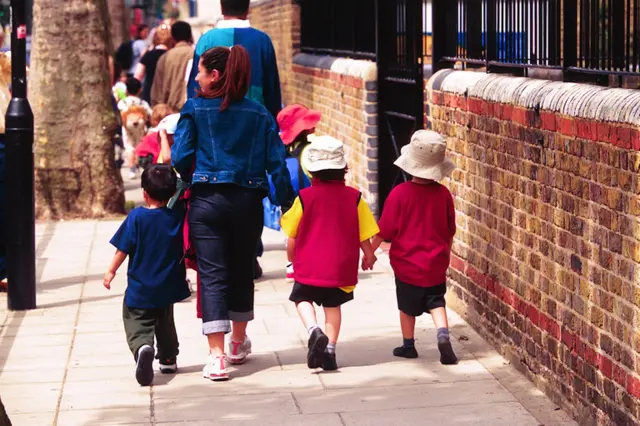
left=171, top=45, right=293, bottom=381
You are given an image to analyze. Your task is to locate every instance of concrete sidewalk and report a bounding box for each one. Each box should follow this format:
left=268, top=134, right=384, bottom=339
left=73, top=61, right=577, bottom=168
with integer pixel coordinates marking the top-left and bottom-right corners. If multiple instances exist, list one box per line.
left=0, top=220, right=577, bottom=426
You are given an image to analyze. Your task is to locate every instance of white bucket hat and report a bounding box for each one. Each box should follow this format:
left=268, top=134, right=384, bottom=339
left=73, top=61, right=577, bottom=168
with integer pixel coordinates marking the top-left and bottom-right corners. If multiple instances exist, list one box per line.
left=302, top=135, right=348, bottom=173
left=394, top=130, right=456, bottom=181
left=157, top=113, right=180, bottom=135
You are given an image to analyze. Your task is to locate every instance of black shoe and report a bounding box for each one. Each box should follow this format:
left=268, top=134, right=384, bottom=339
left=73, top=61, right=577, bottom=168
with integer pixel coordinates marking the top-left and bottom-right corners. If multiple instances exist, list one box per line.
left=322, top=351, right=338, bottom=371
left=393, top=345, right=418, bottom=359
left=159, top=357, right=177, bottom=374
left=307, top=328, right=329, bottom=369
left=254, top=259, right=263, bottom=280
left=135, top=345, right=155, bottom=386
left=438, top=339, right=458, bottom=365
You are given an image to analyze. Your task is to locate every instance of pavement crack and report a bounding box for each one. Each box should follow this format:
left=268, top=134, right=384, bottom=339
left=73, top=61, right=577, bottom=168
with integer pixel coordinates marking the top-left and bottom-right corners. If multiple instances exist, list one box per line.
left=150, top=385, right=156, bottom=425
left=338, top=412, right=347, bottom=426
left=290, top=392, right=303, bottom=415
left=52, top=222, right=97, bottom=426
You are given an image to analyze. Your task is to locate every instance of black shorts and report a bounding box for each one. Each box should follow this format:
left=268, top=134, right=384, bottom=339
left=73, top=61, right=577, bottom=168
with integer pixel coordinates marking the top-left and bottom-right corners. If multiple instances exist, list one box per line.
left=289, top=282, right=354, bottom=308
left=396, top=277, right=447, bottom=317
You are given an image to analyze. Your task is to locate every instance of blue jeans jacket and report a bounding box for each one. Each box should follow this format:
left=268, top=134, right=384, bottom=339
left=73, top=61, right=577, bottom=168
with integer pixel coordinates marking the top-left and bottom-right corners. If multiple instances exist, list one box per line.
left=172, top=97, right=293, bottom=208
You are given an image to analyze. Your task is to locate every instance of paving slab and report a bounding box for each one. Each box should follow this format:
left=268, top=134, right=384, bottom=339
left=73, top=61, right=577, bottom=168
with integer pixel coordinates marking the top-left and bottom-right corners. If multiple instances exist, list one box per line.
left=0, top=221, right=576, bottom=426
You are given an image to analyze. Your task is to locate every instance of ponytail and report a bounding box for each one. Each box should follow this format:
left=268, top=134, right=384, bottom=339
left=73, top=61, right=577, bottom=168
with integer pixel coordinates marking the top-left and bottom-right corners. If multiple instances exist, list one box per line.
left=198, top=45, right=251, bottom=111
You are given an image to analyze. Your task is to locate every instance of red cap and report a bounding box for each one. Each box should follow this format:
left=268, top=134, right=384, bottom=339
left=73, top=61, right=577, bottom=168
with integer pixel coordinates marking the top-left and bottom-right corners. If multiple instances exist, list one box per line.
left=277, top=105, right=321, bottom=145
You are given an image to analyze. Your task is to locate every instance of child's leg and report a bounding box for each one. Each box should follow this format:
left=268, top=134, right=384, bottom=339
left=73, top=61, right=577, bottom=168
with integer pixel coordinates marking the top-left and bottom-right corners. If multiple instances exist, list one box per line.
left=323, top=306, right=341, bottom=348
left=122, top=301, right=155, bottom=386
left=393, top=311, right=419, bottom=359
left=155, top=304, right=179, bottom=373
left=429, top=307, right=458, bottom=365
left=296, top=301, right=318, bottom=332
left=322, top=306, right=342, bottom=370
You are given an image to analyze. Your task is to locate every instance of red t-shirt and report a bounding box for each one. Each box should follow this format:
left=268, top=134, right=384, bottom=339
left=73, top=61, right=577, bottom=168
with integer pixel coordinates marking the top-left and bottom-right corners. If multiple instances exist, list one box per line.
left=378, top=181, right=456, bottom=287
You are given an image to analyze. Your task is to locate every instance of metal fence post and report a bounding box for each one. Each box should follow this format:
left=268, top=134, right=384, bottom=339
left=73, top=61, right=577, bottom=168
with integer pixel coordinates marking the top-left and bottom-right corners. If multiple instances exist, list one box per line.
left=5, top=0, right=36, bottom=311
left=431, top=0, right=447, bottom=71
left=485, top=0, right=496, bottom=71
left=563, top=0, right=578, bottom=80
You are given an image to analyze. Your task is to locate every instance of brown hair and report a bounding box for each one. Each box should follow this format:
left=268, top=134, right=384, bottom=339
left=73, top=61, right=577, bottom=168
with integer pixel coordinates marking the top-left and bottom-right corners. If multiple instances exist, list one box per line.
left=198, top=46, right=251, bottom=111
left=151, top=104, right=173, bottom=127
left=153, top=26, right=174, bottom=48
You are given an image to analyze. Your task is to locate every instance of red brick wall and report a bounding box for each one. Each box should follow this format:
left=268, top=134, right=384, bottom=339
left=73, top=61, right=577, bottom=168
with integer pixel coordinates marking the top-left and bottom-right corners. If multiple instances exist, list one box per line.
left=427, top=71, right=640, bottom=426
left=290, top=56, right=378, bottom=212
left=249, top=0, right=300, bottom=105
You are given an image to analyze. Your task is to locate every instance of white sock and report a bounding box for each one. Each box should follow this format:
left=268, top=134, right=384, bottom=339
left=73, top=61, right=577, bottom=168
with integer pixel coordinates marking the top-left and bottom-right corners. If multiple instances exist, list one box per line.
left=307, top=324, right=320, bottom=335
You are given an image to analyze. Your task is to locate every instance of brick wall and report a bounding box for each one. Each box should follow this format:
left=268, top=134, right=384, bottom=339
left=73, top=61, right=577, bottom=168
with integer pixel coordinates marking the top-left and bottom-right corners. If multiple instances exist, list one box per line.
left=290, top=54, right=378, bottom=213
left=427, top=70, right=640, bottom=426
left=249, top=0, right=300, bottom=105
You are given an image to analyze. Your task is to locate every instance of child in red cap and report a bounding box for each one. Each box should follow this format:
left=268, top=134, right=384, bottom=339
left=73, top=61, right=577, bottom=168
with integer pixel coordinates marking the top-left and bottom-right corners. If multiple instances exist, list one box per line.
left=273, top=104, right=322, bottom=281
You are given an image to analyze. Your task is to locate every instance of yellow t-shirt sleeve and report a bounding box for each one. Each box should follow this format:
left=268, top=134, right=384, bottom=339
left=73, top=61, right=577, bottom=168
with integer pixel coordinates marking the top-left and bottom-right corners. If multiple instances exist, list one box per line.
left=280, top=197, right=303, bottom=238
left=358, top=198, right=380, bottom=242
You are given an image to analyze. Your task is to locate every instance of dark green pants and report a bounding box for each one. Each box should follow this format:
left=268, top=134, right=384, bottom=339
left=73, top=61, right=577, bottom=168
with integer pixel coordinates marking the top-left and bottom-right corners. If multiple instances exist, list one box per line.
left=122, top=300, right=179, bottom=362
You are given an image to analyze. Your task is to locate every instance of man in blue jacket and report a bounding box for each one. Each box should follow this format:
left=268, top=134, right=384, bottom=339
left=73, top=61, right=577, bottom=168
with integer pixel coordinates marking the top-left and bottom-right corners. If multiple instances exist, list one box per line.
left=187, top=0, right=283, bottom=279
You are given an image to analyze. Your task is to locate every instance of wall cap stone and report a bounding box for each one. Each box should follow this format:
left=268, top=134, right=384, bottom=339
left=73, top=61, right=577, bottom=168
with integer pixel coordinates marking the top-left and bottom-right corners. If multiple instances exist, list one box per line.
left=293, top=53, right=377, bottom=82
left=428, top=69, right=640, bottom=126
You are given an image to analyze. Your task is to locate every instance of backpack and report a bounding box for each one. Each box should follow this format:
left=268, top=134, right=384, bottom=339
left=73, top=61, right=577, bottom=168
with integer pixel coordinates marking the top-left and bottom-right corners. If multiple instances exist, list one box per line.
left=114, top=40, right=134, bottom=71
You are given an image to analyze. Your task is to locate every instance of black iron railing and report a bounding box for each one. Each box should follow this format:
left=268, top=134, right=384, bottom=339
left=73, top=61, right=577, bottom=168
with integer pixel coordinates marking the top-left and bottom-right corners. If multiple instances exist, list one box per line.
left=299, top=0, right=376, bottom=60
left=432, top=0, right=640, bottom=78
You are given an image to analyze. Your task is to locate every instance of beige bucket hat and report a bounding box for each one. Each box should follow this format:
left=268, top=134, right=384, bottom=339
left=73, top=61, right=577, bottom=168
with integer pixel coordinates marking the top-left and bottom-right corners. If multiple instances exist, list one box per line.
left=302, top=135, right=348, bottom=173
left=394, top=130, right=456, bottom=181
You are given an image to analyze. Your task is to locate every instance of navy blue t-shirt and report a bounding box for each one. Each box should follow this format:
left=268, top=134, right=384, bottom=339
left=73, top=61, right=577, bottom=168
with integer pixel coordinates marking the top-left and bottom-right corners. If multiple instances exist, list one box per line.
left=110, top=206, right=190, bottom=309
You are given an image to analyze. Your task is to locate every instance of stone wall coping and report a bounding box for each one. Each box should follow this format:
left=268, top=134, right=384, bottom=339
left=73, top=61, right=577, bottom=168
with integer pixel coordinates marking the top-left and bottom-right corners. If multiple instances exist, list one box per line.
left=428, top=69, right=640, bottom=126
left=293, top=53, right=377, bottom=82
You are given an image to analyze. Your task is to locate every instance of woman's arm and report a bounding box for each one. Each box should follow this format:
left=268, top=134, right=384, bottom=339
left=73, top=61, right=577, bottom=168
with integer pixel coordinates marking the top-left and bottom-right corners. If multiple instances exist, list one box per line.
left=265, top=116, right=294, bottom=209
left=171, top=102, right=197, bottom=178
left=134, top=63, right=146, bottom=81
left=159, top=130, right=172, bottom=164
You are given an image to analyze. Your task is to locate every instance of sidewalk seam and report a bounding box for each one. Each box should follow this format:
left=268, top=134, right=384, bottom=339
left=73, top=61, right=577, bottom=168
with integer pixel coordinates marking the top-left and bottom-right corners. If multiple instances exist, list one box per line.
left=52, top=222, right=97, bottom=426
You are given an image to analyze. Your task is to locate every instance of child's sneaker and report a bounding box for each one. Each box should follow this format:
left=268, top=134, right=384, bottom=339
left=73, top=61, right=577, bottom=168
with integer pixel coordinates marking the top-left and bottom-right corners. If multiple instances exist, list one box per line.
left=322, top=351, right=338, bottom=371
left=227, top=335, right=252, bottom=365
left=203, top=355, right=229, bottom=381
left=135, top=345, right=155, bottom=386
left=159, top=357, right=177, bottom=374
left=307, top=328, right=329, bottom=369
left=437, top=339, right=458, bottom=365
left=393, top=345, right=418, bottom=359
left=285, top=263, right=294, bottom=283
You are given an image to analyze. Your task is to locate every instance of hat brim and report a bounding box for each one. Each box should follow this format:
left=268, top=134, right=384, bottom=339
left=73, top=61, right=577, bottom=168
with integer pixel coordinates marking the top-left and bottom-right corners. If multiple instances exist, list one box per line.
left=394, top=151, right=456, bottom=181
left=280, top=110, right=322, bottom=145
left=158, top=113, right=180, bottom=135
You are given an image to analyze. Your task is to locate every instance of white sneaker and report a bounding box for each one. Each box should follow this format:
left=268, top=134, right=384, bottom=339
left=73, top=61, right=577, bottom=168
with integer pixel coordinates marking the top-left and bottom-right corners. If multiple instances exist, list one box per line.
left=128, top=171, right=137, bottom=180
left=227, top=335, right=252, bottom=365
left=286, top=263, right=294, bottom=283
left=203, top=355, right=229, bottom=381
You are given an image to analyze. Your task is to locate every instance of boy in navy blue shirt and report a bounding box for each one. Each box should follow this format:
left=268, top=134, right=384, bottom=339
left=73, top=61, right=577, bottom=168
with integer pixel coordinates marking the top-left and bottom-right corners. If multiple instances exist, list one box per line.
left=104, top=164, right=190, bottom=386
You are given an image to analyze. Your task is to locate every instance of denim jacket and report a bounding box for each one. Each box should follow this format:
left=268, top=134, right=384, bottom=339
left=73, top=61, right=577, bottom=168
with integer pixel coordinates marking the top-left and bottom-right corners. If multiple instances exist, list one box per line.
left=171, top=97, right=294, bottom=207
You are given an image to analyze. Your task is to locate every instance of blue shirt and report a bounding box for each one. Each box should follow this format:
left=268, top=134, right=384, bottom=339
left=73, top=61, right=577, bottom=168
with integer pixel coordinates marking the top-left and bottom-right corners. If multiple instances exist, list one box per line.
left=110, top=206, right=190, bottom=309
left=172, top=97, right=294, bottom=208
left=187, top=23, right=282, bottom=120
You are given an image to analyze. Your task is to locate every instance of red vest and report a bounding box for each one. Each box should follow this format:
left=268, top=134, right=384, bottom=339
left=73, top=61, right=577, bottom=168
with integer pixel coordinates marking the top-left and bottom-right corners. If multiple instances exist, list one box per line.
left=293, top=180, right=362, bottom=287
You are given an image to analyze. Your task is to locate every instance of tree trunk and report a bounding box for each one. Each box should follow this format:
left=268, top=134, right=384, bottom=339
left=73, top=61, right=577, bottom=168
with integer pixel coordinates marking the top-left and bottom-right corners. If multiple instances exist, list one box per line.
left=107, top=0, right=129, bottom=51
left=31, top=0, right=125, bottom=220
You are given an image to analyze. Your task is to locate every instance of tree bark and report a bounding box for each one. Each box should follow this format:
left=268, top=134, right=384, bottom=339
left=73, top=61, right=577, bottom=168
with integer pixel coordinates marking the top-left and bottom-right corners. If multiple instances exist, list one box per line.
left=31, top=0, right=125, bottom=220
left=107, top=0, right=129, bottom=51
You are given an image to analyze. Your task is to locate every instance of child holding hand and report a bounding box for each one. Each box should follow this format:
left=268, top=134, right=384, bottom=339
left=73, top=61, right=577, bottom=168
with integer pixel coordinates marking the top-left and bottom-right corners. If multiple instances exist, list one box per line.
left=104, top=164, right=191, bottom=386
left=281, top=136, right=379, bottom=371
left=372, top=130, right=458, bottom=365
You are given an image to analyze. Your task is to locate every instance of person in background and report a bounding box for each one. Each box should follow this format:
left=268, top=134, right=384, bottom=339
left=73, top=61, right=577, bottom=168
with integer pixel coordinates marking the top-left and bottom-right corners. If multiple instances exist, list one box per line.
left=135, top=104, right=174, bottom=168
left=187, top=0, right=284, bottom=279
left=135, top=24, right=173, bottom=104
left=280, top=136, right=379, bottom=371
left=274, top=104, right=320, bottom=282
left=118, top=77, right=153, bottom=117
left=172, top=46, right=293, bottom=381
left=130, top=24, right=150, bottom=77
left=372, top=130, right=459, bottom=365
left=151, top=21, right=194, bottom=112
